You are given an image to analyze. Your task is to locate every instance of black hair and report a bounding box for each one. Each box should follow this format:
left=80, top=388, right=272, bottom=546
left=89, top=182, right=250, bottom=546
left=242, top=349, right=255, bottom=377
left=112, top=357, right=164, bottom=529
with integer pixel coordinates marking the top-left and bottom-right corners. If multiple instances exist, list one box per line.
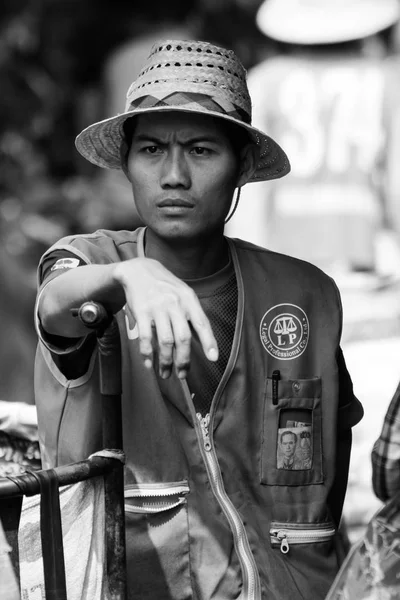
left=280, top=430, right=298, bottom=444
left=122, top=117, right=136, bottom=147
left=219, top=119, right=252, bottom=160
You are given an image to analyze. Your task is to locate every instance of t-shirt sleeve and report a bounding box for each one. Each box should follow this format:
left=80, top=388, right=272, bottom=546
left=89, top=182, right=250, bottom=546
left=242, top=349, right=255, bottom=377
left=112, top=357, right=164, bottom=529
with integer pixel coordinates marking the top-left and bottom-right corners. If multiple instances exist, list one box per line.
left=40, top=250, right=85, bottom=286
left=36, top=249, right=96, bottom=379
left=337, top=346, right=364, bottom=431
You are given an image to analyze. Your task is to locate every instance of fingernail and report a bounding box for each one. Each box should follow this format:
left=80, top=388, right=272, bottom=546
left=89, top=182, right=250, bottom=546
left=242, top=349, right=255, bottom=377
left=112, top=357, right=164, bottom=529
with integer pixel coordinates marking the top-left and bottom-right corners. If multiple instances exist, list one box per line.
left=208, top=348, right=218, bottom=361
left=177, top=370, right=187, bottom=380
left=144, top=359, right=152, bottom=369
left=161, top=370, right=170, bottom=379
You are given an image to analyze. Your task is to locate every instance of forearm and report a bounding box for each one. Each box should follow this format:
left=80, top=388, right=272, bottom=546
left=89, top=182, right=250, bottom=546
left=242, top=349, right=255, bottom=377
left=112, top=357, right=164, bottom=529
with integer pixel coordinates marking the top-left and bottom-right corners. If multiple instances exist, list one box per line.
left=38, top=263, right=126, bottom=338
left=37, top=255, right=218, bottom=378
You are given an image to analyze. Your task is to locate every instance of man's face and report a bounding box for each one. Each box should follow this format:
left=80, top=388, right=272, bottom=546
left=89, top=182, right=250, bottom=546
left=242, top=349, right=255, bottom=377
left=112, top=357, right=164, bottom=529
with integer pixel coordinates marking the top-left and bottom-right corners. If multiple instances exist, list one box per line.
left=281, top=433, right=296, bottom=458
left=126, top=112, right=239, bottom=242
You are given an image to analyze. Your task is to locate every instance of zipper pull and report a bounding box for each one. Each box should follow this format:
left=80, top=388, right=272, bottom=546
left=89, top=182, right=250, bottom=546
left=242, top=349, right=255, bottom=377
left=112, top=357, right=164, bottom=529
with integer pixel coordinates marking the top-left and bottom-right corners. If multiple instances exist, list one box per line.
left=196, top=413, right=212, bottom=452
left=277, top=531, right=290, bottom=554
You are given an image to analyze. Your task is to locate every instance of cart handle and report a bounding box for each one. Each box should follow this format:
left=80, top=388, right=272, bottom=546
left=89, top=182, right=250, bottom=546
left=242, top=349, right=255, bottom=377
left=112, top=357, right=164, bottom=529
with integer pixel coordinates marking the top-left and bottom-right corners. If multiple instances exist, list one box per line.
left=0, top=455, right=119, bottom=498
left=71, top=301, right=112, bottom=333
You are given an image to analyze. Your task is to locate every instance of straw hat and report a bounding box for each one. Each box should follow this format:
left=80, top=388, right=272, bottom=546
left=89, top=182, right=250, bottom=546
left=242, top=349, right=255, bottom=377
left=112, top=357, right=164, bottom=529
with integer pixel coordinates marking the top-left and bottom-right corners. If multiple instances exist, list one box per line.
left=75, top=40, right=290, bottom=183
left=256, top=0, right=400, bottom=45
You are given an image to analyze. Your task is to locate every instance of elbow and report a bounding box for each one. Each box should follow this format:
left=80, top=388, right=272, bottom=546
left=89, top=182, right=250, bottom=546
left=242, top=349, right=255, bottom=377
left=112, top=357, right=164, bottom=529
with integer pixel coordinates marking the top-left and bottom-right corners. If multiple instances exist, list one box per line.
left=37, top=286, right=60, bottom=335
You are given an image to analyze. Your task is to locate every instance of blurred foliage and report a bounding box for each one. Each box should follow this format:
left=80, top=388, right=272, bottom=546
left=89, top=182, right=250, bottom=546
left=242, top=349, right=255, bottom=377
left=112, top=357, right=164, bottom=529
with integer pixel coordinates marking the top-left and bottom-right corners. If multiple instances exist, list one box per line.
left=0, top=0, right=264, bottom=403
left=0, top=0, right=100, bottom=269
left=0, top=0, right=264, bottom=267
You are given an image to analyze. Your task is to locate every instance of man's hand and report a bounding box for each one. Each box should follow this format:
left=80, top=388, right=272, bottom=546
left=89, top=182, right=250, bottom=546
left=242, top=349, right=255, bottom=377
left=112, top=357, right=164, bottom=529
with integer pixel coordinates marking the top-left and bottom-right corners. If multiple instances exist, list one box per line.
left=114, top=258, right=218, bottom=379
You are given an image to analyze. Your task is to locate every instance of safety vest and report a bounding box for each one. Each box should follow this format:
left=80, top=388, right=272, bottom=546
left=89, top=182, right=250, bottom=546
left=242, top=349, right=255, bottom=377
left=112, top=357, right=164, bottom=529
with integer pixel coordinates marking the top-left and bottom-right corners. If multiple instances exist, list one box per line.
left=35, top=227, right=363, bottom=600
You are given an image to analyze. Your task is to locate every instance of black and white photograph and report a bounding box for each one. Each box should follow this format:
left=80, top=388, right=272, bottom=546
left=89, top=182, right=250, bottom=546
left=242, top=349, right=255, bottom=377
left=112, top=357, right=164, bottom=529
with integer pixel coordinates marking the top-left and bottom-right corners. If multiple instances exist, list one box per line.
left=1, top=1, right=400, bottom=599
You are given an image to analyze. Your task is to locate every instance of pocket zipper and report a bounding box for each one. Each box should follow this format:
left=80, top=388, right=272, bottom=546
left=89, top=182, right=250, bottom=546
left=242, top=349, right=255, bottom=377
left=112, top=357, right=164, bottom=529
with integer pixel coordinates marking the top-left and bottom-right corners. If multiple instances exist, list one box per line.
left=270, top=524, right=336, bottom=554
left=124, top=481, right=189, bottom=514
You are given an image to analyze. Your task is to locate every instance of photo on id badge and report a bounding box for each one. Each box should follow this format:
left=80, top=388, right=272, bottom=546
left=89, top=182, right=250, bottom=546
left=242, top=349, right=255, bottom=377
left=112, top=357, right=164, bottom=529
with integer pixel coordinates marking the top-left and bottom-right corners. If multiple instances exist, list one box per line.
left=277, top=418, right=312, bottom=470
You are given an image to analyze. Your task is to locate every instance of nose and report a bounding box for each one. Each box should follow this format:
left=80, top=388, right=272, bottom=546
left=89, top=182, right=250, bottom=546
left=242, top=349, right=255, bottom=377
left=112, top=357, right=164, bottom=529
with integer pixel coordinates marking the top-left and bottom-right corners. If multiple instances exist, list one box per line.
left=160, top=147, right=190, bottom=189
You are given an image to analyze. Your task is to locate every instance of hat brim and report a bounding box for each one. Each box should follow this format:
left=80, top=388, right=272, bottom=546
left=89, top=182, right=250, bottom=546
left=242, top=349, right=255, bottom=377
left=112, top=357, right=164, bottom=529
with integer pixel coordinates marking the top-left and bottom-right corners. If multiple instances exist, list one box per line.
left=257, top=0, right=400, bottom=45
left=75, top=105, right=290, bottom=183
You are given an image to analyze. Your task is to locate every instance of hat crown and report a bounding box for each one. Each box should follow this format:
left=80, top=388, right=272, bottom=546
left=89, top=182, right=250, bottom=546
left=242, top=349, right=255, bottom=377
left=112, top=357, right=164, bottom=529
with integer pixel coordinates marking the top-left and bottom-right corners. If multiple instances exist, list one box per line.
left=124, top=40, right=252, bottom=124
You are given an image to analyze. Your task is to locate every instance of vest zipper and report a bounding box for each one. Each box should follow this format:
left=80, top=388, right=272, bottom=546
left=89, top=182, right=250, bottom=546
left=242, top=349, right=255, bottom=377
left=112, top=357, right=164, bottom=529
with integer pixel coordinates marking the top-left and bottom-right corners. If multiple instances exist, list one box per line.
left=181, top=244, right=260, bottom=598
left=196, top=412, right=261, bottom=600
left=270, top=524, right=336, bottom=554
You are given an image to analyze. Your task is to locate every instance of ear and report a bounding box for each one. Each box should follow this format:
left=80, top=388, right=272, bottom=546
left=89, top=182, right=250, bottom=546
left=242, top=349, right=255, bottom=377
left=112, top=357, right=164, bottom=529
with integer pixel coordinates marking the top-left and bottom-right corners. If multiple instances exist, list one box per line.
left=236, top=143, right=259, bottom=187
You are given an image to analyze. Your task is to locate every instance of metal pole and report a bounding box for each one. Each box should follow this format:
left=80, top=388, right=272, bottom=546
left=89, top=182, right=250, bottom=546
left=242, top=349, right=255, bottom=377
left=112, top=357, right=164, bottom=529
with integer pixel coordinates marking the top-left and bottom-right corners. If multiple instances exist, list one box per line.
left=78, top=303, right=127, bottom=599
left=98, top=319, right=127, bottom=599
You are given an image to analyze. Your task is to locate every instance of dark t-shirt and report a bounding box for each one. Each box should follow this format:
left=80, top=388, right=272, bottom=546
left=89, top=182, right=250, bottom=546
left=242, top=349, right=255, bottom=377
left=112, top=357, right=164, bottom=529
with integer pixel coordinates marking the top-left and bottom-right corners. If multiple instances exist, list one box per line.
left=183, top=259, right=237, bottom=416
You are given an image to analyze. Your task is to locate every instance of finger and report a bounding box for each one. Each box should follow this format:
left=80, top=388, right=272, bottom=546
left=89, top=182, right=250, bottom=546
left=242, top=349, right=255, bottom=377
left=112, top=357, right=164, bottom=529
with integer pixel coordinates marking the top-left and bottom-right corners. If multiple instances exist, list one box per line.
left=169, top=313, right=192, bottom=379
left=136, top=314, right=154, bottom=369
left=153, top=313, right=175, bottom=379
left=185, top=299, right=218, bottom=362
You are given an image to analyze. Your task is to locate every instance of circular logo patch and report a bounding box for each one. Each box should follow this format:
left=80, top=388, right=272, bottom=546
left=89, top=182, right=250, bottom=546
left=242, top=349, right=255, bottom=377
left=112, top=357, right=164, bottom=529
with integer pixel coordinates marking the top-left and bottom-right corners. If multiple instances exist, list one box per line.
left=260, top=303, right=309, bottom=360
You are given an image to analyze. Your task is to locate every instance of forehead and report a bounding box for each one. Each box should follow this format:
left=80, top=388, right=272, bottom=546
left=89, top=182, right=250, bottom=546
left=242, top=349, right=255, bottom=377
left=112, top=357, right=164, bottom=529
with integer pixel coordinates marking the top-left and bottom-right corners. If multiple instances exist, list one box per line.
left=132, top=111, right=231, bottom=142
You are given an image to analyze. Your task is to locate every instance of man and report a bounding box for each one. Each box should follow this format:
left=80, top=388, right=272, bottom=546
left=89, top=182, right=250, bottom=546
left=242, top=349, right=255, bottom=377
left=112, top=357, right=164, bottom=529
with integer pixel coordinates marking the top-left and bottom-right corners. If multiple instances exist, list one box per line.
left=277, top=431, right=301, bottom=470
left=34, top=40, right=363, bottom=600
left=278, top=429, right=312, bottom=471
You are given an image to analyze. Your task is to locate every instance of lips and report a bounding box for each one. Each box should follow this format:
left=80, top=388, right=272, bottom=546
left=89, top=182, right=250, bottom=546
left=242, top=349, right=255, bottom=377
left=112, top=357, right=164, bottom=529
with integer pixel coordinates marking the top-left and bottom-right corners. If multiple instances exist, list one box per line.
left=157, top=198, right=194, bottom=208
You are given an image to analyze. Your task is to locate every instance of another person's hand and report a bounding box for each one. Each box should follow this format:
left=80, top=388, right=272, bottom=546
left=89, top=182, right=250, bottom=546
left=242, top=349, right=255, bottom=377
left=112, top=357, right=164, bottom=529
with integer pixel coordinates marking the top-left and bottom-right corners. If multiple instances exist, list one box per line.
left=114, top=257, right=218, bottom=379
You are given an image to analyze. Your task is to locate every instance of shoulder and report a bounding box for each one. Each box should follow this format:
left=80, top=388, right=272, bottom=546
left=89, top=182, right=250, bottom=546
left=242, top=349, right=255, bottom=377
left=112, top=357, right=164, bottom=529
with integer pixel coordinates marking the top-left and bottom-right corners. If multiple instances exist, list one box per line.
left=41, top=227, right=144, bottom=264
left=49, top=227, right=142, bottom=252
left=230, top=236, right=341, bottom=312
left=231, top=237, right=337, bottom=283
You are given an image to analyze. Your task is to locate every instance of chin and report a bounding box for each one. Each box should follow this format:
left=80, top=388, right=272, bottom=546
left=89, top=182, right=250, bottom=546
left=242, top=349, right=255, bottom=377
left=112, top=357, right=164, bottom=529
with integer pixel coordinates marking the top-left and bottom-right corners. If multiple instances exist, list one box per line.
left=154, top=221, right=211, bottom=241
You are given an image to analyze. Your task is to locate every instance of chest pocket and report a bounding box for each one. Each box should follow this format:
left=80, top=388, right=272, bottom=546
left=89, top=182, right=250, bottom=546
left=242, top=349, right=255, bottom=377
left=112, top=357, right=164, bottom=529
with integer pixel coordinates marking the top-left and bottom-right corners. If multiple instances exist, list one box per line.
left=260, top=376, right=323, bottom=486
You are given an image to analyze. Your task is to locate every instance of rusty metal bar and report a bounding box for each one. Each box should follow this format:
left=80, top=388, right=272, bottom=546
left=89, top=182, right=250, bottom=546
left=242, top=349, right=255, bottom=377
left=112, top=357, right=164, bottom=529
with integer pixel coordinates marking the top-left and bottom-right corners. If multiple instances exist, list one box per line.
left=97, top=315, right=126, bottom=600
left=0, top=455, right=118, bottom=499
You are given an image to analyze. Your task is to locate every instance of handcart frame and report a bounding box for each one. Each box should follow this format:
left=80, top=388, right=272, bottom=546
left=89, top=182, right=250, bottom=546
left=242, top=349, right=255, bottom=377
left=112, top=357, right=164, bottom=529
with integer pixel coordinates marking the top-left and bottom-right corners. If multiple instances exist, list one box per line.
left=0, top=302, right=126, bottom=600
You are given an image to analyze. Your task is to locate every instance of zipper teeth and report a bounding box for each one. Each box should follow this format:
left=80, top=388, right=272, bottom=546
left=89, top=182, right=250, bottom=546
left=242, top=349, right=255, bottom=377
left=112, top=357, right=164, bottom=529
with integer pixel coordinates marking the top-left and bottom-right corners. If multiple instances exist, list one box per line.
left=271, top=527, right=336, bottom=545
left=207, top=449, right=258, bottom=599
left=124, top=497, right=186, bottom=514
left=125, top=484, right=189, bottom=498
left=271, top=527, right=335, bottom=540
left=196, top=413, right=260, bottom=600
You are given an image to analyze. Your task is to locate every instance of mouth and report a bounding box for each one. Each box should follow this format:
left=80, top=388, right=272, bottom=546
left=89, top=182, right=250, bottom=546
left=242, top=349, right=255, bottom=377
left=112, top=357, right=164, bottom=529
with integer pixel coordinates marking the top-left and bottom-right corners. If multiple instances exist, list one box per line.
left=157, top=198, right=194, bottom=208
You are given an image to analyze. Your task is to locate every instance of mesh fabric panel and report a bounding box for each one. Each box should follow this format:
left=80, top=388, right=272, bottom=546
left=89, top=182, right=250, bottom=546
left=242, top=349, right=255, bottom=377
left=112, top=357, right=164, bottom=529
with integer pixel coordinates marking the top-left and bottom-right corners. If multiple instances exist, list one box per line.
left=187, top=273, right=238, bottom=416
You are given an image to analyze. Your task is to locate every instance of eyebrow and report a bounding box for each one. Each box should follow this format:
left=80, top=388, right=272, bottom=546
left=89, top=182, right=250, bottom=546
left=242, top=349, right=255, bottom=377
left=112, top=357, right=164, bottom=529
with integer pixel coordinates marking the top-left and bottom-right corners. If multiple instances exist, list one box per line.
left=132, top=133, right=224, bottom=146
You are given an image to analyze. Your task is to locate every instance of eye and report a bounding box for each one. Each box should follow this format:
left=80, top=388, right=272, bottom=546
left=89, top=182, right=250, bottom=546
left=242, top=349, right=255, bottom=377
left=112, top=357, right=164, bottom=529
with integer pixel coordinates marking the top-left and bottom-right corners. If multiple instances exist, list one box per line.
left=190, top=146, right=211, bottom=156
left=143, top=145, right=162, bottom=154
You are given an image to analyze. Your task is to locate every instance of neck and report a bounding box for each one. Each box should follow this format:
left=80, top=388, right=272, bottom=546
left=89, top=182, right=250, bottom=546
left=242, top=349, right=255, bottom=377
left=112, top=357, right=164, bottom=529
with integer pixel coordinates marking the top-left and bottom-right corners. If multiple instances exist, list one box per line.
left=144, top=228, right=229, bottom=279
